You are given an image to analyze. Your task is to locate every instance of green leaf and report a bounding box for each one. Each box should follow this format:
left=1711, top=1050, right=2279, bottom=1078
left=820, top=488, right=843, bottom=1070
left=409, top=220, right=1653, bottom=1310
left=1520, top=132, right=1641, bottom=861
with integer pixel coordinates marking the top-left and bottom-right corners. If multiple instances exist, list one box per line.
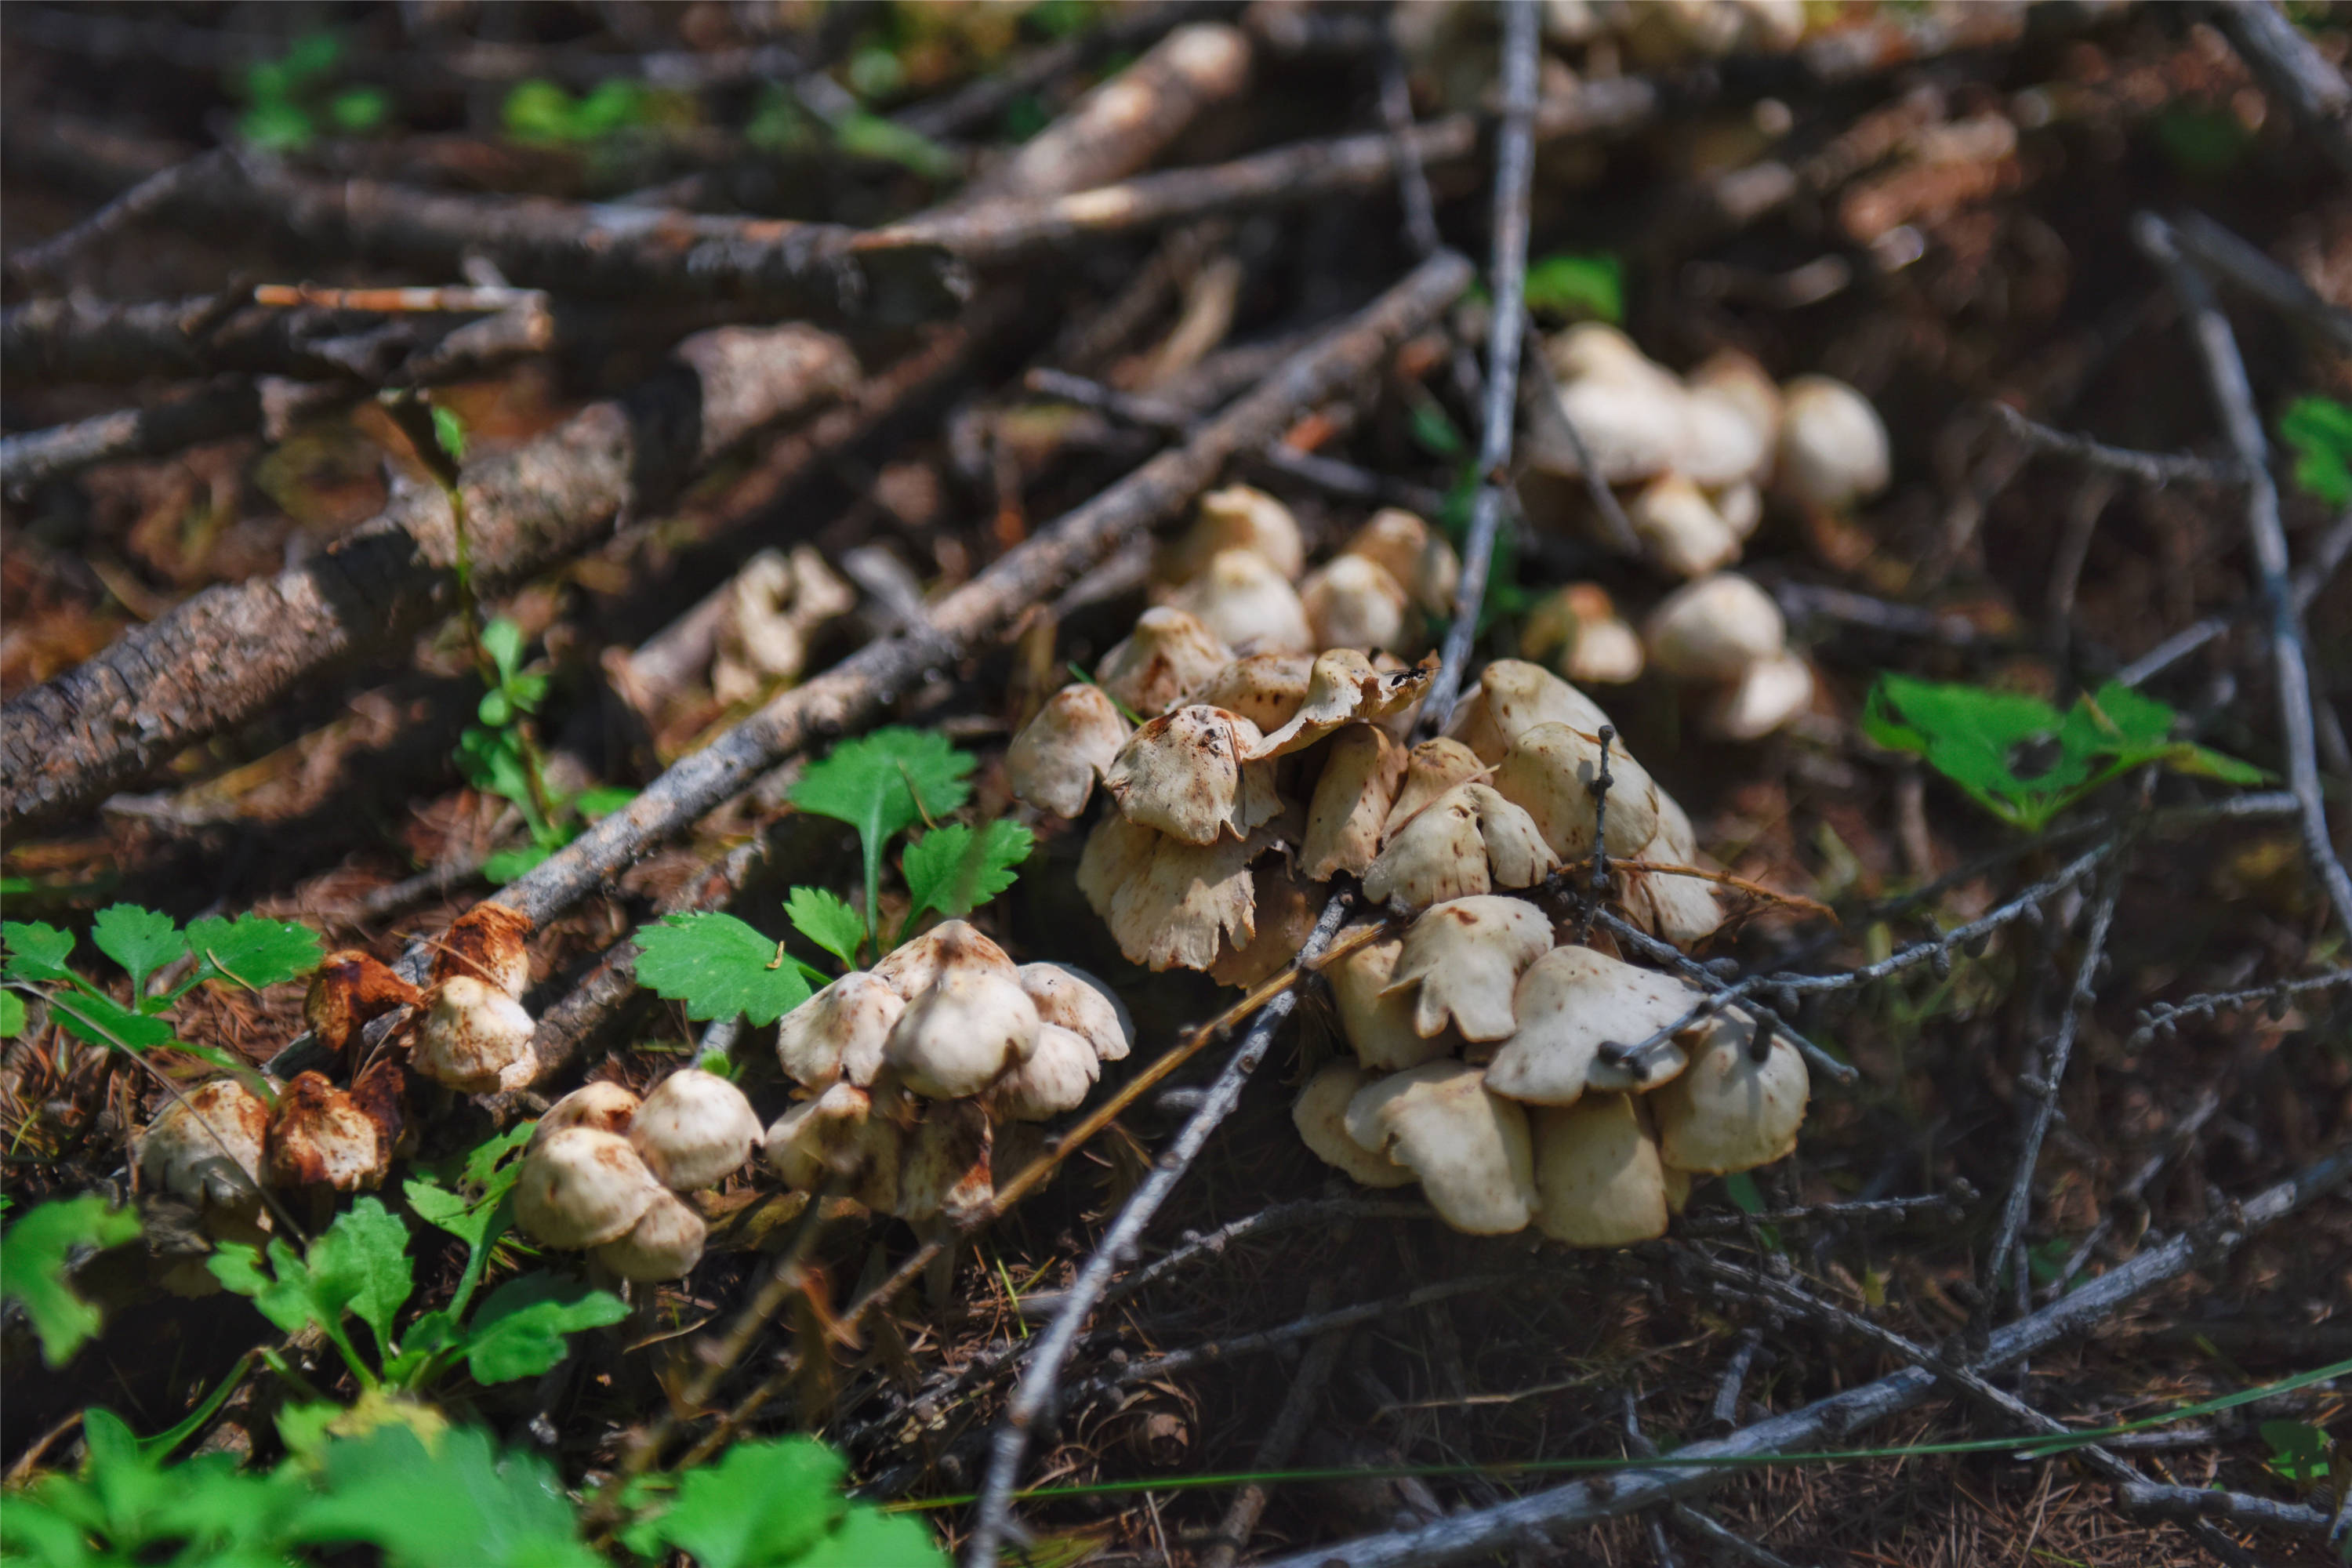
left=902, top=820, right=1033, bottom=926
left=635, top=912, right=814, bottom=1027
left=328, top=85, right=391, bottom=132
left=2280, top=394, right=2352, bottom=507
left=790, top=728, right=975, bottom=945
left=430, top=404, right=468, bottom=464
left=457, top=725, right=546, bottom=834
left=290, top=1425, right=602, bottom=1568
left=92, top=905, right=187, bottom=995
left=0, top=989, right=24, bottom=1037
left=572, top=785, right=637, bottom=820
left=462, top=1120, right=538, bottom=1192
left=479, top=688, right=513, bottom=727
left=482, top=844, right=556, bottom=882
left=47, top=986, right=176, bottom=1051
left=1406, top=393, right=1466, bottom=459
left=238, top=99, right=318, bottom=151
left=2260, top=1417, right=2332, bottom=1483
left=833, top=111, right=960, bottom=179
left=183, top=913, right=323, bottom=993
left=481, top=616, right=525, bottom=684
left=623, top=1436, right=848, bottom=1568
left=1523, top=251, right=1624, bottom=324
left=210, top=1198, right=412, bottom=1377
left=460, top=1272, right=627, bottom=1385
left=786, top=885, right=866, bottom=970
left=3, top=920, right=77, bottom=982
left=0, top=1196, right=143, bottom=1365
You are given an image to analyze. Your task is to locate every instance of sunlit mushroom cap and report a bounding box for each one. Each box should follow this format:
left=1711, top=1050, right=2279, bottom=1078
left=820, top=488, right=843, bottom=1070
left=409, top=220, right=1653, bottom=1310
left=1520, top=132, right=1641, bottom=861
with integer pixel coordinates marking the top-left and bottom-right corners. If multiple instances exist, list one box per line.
left=1007, top=683, right=1132, bottom=818
left=1490, top=721, right=1660, bottom=862
left=764, top=1083, right=901, bottom=1212
left=775, top=971, right=905, bottom=1091
left=630, top=1068, right=764, bottom=1192
left=1302, top=724, right=1406, bottom=882
left=1102, top=706, right=1281, bottom=845
left=1328, top=930, right=1454, bottom=1071
left=1532, top=1094, right=1672, bottom=1247
left=1630, top=472, right=1741, bottom=579
left=412, top=976, right=538, bottom=1094
left=1384, top=895, right=1555, bottom=1042
left=1643, top=573, right=1786, bottom=681
left=593, top=1189, right=708, bottom=1281
left=869, top=919, right=1017, bottom=1000
left=884, top=965, right=1042, bottom=1099
left=1484, top=946, right=1701, bottom=1105
left=1343, top=1062, right=1537, bottom=1234
left=1704, top=648, right=1815, bottom=741
left=1681, top=386, right=1776, bottom=490
left=1521, top=584, right=1643, bottom=688
left=1711, top=478, right=1762, bottom=541
left=265, top=1072, right=387, bottom=1192
left=138, top=1077, right=272, bottom=1210
left=1250, top=650, right=1433, bottom=760
left=1443, top=659, right=1613, bottom=764
left=513, top=1127, right=664, bottom=1249
left=1294, top=1061, right=1416, bottom=1187
left=989, top=1023, right=1101, bottom=1121
left=1017, top=963, right=1131, bottom=1063
left=1077, top=811, right=1261, bottom=973
left=1343, top=509, right=1459, bottom=615
left=1210, top=858, right=1320, bottom=989
left=1302, top=554, right=1411, bottom=655
left=1777, top=374, right=1889, bottom=510
left=1094, top=607, right=1233, bottom=717
left=430, top=902, right=533, bottom=998
left=1165, top=548, right=1315, bottom=655
left=1542, top=322, right=1664, bottom=386
left=531, top=1081, right=643, bottom=1149
left=1364, top=783, right=1558, bottom=909
left=1688, top=351, right=1782, bottom=461
left=1159, top=484, right=1307, bottom=584
left=1653, top=1011, right=1809, bottom=1174
left=895, top=1100, right=994, bottom=1224
left=304, top=950, right=421, bottom=1055
left=1381, top=737, right=1485, bottom=838
left=1621, top=797, right=1726, bottom=947
left=1185, top=653, right=1312, bottom=732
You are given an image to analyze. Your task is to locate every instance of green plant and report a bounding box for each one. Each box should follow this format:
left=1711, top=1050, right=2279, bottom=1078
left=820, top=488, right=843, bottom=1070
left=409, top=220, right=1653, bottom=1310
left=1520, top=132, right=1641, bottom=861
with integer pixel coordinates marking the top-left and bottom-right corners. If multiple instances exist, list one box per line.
left=2280, top=394, right=2352, bottom=506
left=502, top=78, right=652, bottom=146
left=1861, top=675, right=2267, bottom=833
left=234, top=32, right=394, bottom=151
left=0, top=1196, right=143, bottom=1365
left=1523, top=252, right=1624, bottom=325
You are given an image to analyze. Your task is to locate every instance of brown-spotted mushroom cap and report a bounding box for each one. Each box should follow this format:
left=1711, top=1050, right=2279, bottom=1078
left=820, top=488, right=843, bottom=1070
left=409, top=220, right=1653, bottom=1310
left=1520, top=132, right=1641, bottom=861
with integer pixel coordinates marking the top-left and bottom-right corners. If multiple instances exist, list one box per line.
left=884, top=965, right=1041, bottom=1099
left=1652, top=1012, right=1809, bottom=1174
left=1628, top=472, right=1740, bottom=579
left=1704, top=648, right=1815, bottom=742
left=592, top=1189, right=708, bottom=1281
left=1343, top=1062, right=1537, bottom=1234
left=764, top=1083, right=900, bottom=1212
left=513, top=1127, right=663, bottom=1249
left=1363, top=783, right=1558, bottom=909
left=1077, top=813, right=1260, bottom=973
left=1776, top=374, right=1889, bottom=511
left=530, top=1081, right=643, bottom=1149
left=1185, top=652, right=1311, bottom=732
left=1620, top=793, right=1726, bottom=947
left=630, top=1068, right=764, bottom=1191
left=412, top=976, right=537, bottom=1094
left=1159, top=483, right=1307, bottom=583
left=1301, top=554, right=1410, bottom=655
left=1383, top=895, right=1555, bottom=1043
left=989, top=1023, right=1102, bottom=1121
left=1484, top=946, right=1700, bottom=1105
left=1643, top=572, right=1786, bottom=683
left=1532, top=1094, right=1672, bottom=1248
left=1301, top=724, right=1406, bottom=881
left=1164, top=549, right=1314, bottom=655
left=1293, top=1061, right=1416, bottom=1187
left=138, top=1077, right=271, bottom=1210
left=775, top=971, right=905, bottom=1091
left=264, top=1072, right=387, bottom=1192
left=1443, top=659, right=1613, bottom=765
left=1016, top=963, right=1131, bottom=1063
left=1007, top=683, right=1132, bottom=818
left=430, top=902, right=533, bottom=998
left=1102, top=706, right=1280, bottom=845
left=304, top=950, right=421, bottom=1055
left=1490, top=721, right=1660, bottom=862
left=869, top=918, right=1016, bottom=1000
left=1328, top=931, right=1454, bottom=1072
left=895, top=1100, right=994, bottom=1224
left=1381, top=738, right=1486, bottom=837
left=1342, top=508, right=1459, bottom=615
left=1094, top=607, right=1232, bottom=717
left=1250, top=650, right=1433, bottom=760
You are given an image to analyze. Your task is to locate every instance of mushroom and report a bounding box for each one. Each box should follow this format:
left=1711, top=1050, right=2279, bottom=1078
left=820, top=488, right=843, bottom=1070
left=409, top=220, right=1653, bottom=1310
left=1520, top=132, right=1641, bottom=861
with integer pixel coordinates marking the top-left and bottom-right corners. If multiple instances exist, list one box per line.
left=1301, top=554, right=1410, bottom=655
left=1007, top=684, right=1132, bottom=817
left=1520, top=584, right=1644, bottom=687
left=1642, top=573, right=1786, bottom=682
left=630, top=1068, right=764, bottom=1191
left=988, top=1023, right=1101, bottom=1120
left=1363, top=783, right=1559, bottom=909
left=1077, top=812, right=1261, bottom=973
left=1490, top=721, right=1660, bottom=862
left=775, top=971, right=905, bottom=1091
left=1094, top=607, right=1233, bottom=717
left=1292, top=1061, right=1416, bottom=1186
left=1301, top=724, right=1406, bottom=881
left=1532, top=325, right=1691, bottom=484
left=711, top=546, right=855, bottom=703
left=1652, top=1012, right=1809, bottom=1174
left=1016, top=963, right=1131, bottom=1063
left=764, top=1083, right=901, bottom=1211
left=411, top=976, right=537, bottom=1094
left=1704, top=648, right=1816, bottom=742
left=530, top=1080, right=642, bottom=1147
left=512, top=1127, right=664, bottom=1250
left=1102, top=706, right=1280, bottom=845
left=1483, top=946, right=1702, bottom=1105
left=264, top=1071, right=388, bottom=1192
left=1343, top=1062, right=1537, bottom=1234
left=1776, top=374, right=1890, bottom=511
left=884, top=964, right=1042, bottom=1098
left=895, top=1100, right=994, bottom=1224
left=1164, top=549, right=1315, bottom=655
left=1186, top=652, right=1312, bottom=731
left=1341, top=508, right=1459, bottom=615
left=1158, top=484, right=1307, bottom=584
left=1248, top=650, right=1433, bottom=760
left=1531, top=1094, right=1672, bottom=1248
left=1381, top=738, right=1486, bottom=837
left=1443, top=659, right=1613, bottom=764
left=1619, top=792, right=1726, bottom=947
left=1210, top=858, right=1320, bottom=989
left=429, top=902, right=532, bottom=998
left=137, top=1077, right=271, bottom=1212
left=303, top=950, right=421, bottom=1055
left=592, top=1189, right=708, bottom=1281
left=1382, top=895, right=1555, bottom=1043
left=1327, top=931, right=1454, bottom=1071
left=1628, top=473, right=1741, bottom=578
left=869, top=918, right=1017, bottom=1000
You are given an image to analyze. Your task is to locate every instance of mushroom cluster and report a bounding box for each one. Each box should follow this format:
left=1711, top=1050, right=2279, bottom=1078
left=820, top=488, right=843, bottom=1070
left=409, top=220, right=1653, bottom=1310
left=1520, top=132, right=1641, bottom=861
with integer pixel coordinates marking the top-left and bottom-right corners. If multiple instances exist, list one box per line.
left=762, top=920, right=1135, bottom=1226
left=1642, top=572, right=1815, bottom=742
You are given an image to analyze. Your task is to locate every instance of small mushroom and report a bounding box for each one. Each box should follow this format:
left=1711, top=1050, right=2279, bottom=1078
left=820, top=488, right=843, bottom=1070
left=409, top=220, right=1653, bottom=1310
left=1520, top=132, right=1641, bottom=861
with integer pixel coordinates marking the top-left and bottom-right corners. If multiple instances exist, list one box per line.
left=592, top=1189, right=708, bottom=1281
left=1159, top=484, right=1307, bottom=584
left=1776, top=374, right=1889, bottom=511
left=530, top=1081, right=642, bottom=1148
left=895, top=1100, right=994, bottom=1224
left=1533, top=326, right=1690, bottom=483
left=265, top=1072, right=387, bottom=1192
left=1301, top=554, right=1410, bottom=654
left=1102, top=706, right=1280, bottom=845
left=1483, top=946, right=1702, bottom=1105
left=411, top=976, right=537, bottom=1094
left=1686, top=350, right=1782, bottom=473
left=764, top=1083, right=901, bottom=1212
left=1095, top=607, right=1233, bottom=717
left=137, top=1077, right=271, bottom=1211
left=1383, top=895, right=1555, bottom=1043
left=430, top=902, right=533, bottom=998
left=1711, top=477, right=1763, bottom=541
left=1301, top=724, right=1406, bottom=881
left=1164, top=549, right=1314, bottom=655
left=1704, top=648, right=1815, bottom=742
left=1443, top=659, right=1613, bottom=764
left=1381, top=738, right=1486, bottom=837
left=1363, top=783, right=1558, bottom=909
left=1249, top=650, right=1433, bottom=760
left=630, top=1068, right=764, bottom=1191
left=1490, top=721, right=1660, bottom=862
left=1628, top=472, right=1740, bottom=579
left=1077, top=812, right=1261, bottom=973
left=1520, top=584, right=1643, bottom=687
left=1007, top=683, right=1132, bottom=817
left=1343, top=1062, right=1537, bottom=1234
left=1016, top=963, right=1131, bottom=1063
left=1341, top=508, right=1459, bottom=615
left=711, top=546, right=855, bottom=702
left=1210, top=858, right=1320, bottom=989
left=884, top=965, right=1042, bottom=1098
left=1643, top=573, right=1786, bottom=682
left=1328, top=931, right=1454, bottom=1071
left=512, top=1127, right=664, bottom=1249
left=1531, top=1094, right=1672, bottom=1248
left=988, top=1023, right=1101, bottom=1120
left=775, top=971, right=905, bottom=1091
left=1186, top=652, right=1312, bottom=731
left=869, top=919, right=1017, bottom=1000
left=1620, top=793, right=1726, bottom=947
left=1652, top=1012, right=1809, bottom=1174
left=303, top=950, right=421, bottom=1055
left=1293, top=1061, right=1416, bottom=1187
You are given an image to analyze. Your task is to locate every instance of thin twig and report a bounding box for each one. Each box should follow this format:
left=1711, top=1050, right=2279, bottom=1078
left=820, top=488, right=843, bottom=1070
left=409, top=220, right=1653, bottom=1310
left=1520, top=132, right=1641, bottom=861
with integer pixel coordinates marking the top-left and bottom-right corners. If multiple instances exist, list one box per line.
left=2130, top=967, right=2352, bottom=1047
left=1624, top=1392, right=1809, bottom=1568
left=2115, top=506, right=2352, bottom=688
left=2046, top=1087, right=2223, bottom=1298
left=1987, top=402, right=2241, bottom=487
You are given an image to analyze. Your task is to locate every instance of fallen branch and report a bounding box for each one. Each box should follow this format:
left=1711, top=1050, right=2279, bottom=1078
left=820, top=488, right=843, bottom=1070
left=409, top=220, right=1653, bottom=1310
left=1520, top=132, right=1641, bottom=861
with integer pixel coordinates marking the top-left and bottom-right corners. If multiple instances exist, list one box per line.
left=2115, top=1479, right=2336, bottom=1538
left=2213, top=0, right=2352, bottom=186
left=2129, top=966, right=2352, bottom=1047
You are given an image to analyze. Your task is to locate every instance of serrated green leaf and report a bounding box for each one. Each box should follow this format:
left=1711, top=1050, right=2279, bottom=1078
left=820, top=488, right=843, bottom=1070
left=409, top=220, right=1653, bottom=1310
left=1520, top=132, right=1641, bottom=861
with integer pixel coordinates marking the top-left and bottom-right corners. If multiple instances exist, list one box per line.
left=902, top=819, right=1033, bottom=928
left=1, top=1196, right=143, bottom=1365
left=312, top=1197, right=414, bottom=1363
left=786, top=885, right=865, bottom=970
left=797, top=1505, right=951, bottom=1568
left=463, top=1120, right=537, bottom=1192
left=2261, top=1417, right=2332, bottom=1483
left=2281, top=394, right=2352, bottom=507
left=0, top=989, right=24, bottom=1037
left=91, top=906, right=186, bottom=996
left=790, top=728, right=975, bottom=946
left=290, top=1425, right=601, bottom=1568
left=625, top=1436, right=849, bottom=1568
left=461, top=1272, right=627, bottom=1385
left=47, top=986, right=176, bottom=1051
left=3, top=920, right=76, bottom=982
left=184, top=913, right=323, bottom=993
left=636, top=912, right=814, bottom=1027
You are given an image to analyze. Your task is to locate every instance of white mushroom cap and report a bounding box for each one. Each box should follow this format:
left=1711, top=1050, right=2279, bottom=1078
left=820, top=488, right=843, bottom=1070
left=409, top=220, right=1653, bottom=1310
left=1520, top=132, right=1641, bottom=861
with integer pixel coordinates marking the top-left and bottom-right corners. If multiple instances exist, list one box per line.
left=1687, top=350, right=1783, bottom=459
left=1160, top=484, right=1307, bottom=583
left=1185, top=652, right=1312, bottom=731
left=1711, top=478, right=1763, bottom=542
left=1102, top=706, right=1280, bottom=845
left=1293, top=1061, right=1416, bottom=1187
left=1620, top=793, right=1726, bottom=946
left=1328, top=931, right=1454, bottom=1071
left=1210, top=858, right=1322, bottom=990
left=138, top=1077, right=272, bottom=1210
left=1521, top=584, right=1644, bottom=688
left=1653, top=1012, right=1809, bottom=1174
left=1630, top=472, right=1741, bottom=579
left=1705, top=648, right=1815, bottom=741
left=592, top=1189, right=709, bottom=1280
left=1302, top=554, right=1412, bottom=655
left=989, top=1023, right=1101, bottom=1121
left=1344, top=1062, right=1537, bottom=1234
left=513, top=1127, right=664, bottom=1249
left=412, top=976, right=538, bottom=1094
left=1643, top=573, right=1787, bottom=681
left=869, top=919, right=1016, bottom=1000
left=1017, top=963, right=1131, bottom=1063
left=1363, top=783, right=1558, bottom=909
left=1077, top=812, right=1259, bottom=973
left=1343, top=508, right=1459, bottom=615
left=430, top=902, right=534, bottom=1000
left=764, top=1083, right=901, bottom=1211
left=884, top=965, right=1041, bottom=1099
left=1165, top=549, right=1315, bottom=655
left=895, top=1100, right=994, bottom=1224
left=1007, top=683, right=1133, bottom=818
left=1532, top=1094, right=1672, bottom=1248
left=1484, top=946, right=1702, bottom=1105
left=629, top=1068, right=764, bottom=1192
left=1382, top=738, right=1486, bottom=837
left=1777, top=374, right=1890, bottom=510
left=530, top=1081, right=642, bottom=1149
left=775, top=971, right=904, bottom=1091
left=264, top=1072, right=387, bottom=1192
left=1534, top=333, right=1690, bottom=484
left=1490, top=720, right=1660, bottom=862
left=1094, top=607, right=1233, bottom=717
left=1384, top=895, right=1555, bottom=1043
left=1542, top=322, right=1661, bottom=386
left=1302, top=724, right=1406, bottom=881
left=1443, top=659, right=1613, bottom=764
left=1248, top=649, right=1432, bottom=760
